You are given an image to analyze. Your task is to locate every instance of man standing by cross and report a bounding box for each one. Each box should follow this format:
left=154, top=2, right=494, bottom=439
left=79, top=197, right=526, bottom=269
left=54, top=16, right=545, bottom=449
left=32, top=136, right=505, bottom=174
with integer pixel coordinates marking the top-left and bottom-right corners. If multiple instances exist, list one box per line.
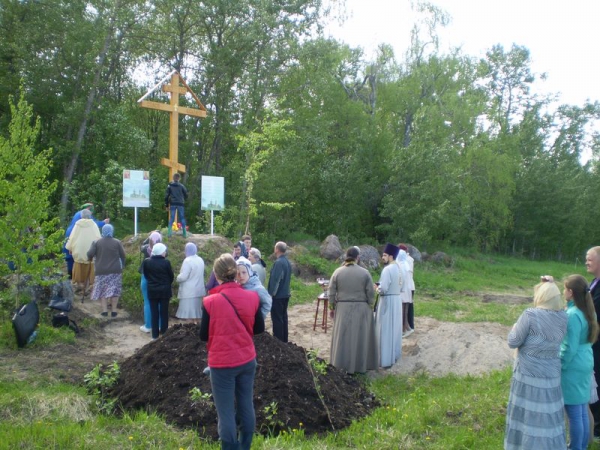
left=165, top=173, right=188, bottom=238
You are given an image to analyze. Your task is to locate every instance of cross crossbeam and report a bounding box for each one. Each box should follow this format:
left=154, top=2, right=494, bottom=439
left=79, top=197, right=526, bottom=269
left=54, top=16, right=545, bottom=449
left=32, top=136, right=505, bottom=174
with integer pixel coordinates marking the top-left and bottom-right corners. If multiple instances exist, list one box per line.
left=138, top=71, right=207, bottom=180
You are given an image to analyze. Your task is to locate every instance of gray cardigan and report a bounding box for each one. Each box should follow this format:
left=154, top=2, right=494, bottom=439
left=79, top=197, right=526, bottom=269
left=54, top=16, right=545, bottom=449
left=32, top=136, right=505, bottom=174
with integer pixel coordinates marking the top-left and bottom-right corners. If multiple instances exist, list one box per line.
left=87, top=237, right=126, bottom=275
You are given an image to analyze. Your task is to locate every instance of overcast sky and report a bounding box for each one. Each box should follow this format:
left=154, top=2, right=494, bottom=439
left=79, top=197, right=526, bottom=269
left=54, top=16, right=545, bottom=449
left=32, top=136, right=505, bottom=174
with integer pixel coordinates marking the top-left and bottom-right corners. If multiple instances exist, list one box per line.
left=324, top=0, right=600, bottom=107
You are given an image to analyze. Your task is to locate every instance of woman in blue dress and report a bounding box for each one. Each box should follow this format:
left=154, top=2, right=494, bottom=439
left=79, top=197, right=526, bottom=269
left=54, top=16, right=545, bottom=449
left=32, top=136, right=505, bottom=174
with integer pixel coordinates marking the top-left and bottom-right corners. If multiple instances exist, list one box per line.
left=561, top=274, right=599, bottom=450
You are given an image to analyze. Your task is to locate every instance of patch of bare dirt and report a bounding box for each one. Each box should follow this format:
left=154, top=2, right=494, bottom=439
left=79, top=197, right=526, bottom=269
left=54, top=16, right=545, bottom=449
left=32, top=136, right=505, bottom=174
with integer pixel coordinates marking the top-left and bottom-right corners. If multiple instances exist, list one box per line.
left=390, top=317, right=514, bottom=377
left=482, top=293, right=532, bottom=305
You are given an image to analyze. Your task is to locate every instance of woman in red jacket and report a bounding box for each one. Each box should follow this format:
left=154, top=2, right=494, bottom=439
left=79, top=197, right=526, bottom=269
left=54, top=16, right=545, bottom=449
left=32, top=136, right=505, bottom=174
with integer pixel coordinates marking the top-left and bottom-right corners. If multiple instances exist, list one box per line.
left=199, top=254, right=264, bottom=450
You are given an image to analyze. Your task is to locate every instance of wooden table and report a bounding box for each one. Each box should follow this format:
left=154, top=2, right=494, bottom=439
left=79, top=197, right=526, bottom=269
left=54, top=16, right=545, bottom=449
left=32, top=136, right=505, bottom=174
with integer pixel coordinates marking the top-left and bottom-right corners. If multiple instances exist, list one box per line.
left=313, top=292, right=329, bottom=333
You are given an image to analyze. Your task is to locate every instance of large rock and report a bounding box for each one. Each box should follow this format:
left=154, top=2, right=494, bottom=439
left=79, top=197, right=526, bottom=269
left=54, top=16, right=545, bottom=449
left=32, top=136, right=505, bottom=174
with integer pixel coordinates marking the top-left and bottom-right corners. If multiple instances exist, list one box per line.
left=320, top=235, right=343, bottom=261
left=357, top=245, right=380, bottom=270
left=405, top=244, right=422, bottom=263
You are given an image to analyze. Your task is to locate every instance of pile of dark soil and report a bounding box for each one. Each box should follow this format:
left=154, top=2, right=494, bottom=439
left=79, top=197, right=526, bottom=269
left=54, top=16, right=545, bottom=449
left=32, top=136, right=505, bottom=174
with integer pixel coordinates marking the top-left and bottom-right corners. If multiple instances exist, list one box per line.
left=110, top=324, right=378, bottom=440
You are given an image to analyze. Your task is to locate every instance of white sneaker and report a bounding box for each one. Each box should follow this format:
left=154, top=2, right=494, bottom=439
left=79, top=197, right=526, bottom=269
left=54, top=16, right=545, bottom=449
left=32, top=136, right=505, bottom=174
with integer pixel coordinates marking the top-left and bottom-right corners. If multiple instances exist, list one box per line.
left=140, top=325, right=151, bottom=333
left=404, top=328, right=414, bottom=337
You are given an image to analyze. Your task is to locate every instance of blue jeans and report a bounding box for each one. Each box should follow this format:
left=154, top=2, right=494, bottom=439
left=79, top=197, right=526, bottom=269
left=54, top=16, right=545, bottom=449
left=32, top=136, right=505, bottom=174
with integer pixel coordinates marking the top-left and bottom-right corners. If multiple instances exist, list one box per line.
left=565, top=403, right=589, bottom=450
left=168, top=205, right=186, bottom=232
left=141, top=275, right=160, bottom=329
left=210, top=359, right=257, bottom=450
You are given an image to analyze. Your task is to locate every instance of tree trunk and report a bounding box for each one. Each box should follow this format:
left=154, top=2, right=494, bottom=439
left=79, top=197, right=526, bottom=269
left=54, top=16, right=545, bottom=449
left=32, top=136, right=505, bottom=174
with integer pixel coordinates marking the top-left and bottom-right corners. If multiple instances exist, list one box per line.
left=59, top=5, right=118, bottom=223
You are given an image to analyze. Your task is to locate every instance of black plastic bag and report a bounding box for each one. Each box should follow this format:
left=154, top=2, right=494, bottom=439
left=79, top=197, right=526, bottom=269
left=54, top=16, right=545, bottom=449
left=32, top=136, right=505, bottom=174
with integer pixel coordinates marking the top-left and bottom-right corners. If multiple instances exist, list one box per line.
left=12, top=301, right=39, bottom=348
left=52, top=312, right=80, bottom=334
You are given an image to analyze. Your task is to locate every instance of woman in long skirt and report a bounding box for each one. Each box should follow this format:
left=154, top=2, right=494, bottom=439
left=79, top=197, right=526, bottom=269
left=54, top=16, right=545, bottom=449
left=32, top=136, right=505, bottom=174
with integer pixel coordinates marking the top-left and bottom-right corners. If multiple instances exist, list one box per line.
left=504, top=278, right=568, bottom=449
left=87, top=224, right=125, bottom=317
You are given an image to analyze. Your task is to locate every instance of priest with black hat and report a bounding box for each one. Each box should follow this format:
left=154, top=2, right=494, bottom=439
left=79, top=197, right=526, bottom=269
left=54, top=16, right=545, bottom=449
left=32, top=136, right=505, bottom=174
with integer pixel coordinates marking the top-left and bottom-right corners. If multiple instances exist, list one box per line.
left=374, top=243, right=403, bottom=368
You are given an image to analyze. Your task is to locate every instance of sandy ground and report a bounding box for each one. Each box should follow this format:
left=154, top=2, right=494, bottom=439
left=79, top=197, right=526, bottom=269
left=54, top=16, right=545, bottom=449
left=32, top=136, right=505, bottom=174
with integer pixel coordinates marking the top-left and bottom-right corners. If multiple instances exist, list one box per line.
left=79, top=297, right=514, bottom=377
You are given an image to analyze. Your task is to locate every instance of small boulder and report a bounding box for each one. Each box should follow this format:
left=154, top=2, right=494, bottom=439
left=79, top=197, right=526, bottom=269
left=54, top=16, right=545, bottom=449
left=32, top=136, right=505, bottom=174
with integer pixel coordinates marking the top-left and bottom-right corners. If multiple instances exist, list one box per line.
left=430, top=251, right=453, bottom=266
left=320, top=235, right=343, bottom=261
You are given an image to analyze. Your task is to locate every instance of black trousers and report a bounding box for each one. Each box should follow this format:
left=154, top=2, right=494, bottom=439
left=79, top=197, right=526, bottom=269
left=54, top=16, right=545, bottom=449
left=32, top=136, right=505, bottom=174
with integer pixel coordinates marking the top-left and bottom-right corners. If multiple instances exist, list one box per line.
left=150, top=297, right=169, bottom=339
left=408, top=290, right=415, bottom=329
left=591, top=343, right=600, bottom=436
left=271, top=297, right=289, bottom=342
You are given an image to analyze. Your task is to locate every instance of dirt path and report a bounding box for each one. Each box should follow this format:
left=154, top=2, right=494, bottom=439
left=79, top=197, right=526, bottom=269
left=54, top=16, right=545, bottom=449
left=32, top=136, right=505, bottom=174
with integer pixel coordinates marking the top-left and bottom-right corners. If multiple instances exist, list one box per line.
left=77, top=299, right=514, bottom=377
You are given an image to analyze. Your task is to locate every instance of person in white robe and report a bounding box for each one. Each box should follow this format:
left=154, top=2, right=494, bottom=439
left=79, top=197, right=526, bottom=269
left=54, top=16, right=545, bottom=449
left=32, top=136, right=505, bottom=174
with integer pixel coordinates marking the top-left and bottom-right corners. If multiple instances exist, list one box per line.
left=398, top=244, right=416, bottom=332
left=396, top=249, right=413, bottom=336
left=175, top=242, right=206, bottom=322
left=375, top=243, right=403, bottom=368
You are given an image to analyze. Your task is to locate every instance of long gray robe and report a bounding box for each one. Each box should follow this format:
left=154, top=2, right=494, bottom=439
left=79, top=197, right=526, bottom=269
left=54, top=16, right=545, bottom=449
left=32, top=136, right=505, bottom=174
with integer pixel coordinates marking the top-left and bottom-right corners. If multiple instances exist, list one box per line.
left=376, top=262, right=402, bottom=368
left=328, top=263, right=378, bottom=373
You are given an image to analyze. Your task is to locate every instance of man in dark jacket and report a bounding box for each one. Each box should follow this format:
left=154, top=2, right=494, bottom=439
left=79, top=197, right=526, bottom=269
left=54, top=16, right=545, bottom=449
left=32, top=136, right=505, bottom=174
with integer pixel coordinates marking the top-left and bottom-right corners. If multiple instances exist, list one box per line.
left=267, top=241, right=292, bottom=342
left=586, top=246, right=600, bottom=439
left=165, top=173, right=188, bottom=237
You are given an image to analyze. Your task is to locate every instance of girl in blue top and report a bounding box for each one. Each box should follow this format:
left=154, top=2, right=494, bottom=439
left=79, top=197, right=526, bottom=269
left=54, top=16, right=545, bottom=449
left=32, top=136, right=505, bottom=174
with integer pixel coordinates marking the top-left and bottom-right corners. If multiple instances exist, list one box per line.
left=561, top=274, right=599, bottom=450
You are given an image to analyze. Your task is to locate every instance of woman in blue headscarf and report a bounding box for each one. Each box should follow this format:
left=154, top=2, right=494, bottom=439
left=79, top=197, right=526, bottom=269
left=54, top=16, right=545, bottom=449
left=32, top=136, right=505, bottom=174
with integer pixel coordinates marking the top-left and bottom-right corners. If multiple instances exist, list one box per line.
left=175, top=242, right=206, bottom=323
left=235, top=257, right=272, bottom=319
left=87, top=224, right=126, bottom=317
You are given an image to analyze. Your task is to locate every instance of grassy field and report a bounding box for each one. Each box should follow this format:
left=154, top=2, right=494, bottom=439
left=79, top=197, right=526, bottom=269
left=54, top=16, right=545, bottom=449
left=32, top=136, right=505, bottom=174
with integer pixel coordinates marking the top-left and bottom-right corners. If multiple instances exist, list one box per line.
left=0, top=247, right=596, bottom=449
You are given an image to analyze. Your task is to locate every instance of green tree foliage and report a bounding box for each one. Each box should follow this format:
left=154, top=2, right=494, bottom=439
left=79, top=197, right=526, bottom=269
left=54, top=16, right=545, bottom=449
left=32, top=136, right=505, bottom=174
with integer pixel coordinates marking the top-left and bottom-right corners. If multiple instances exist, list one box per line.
left=1, top=1, right=600, bottom=260
left=0, top=89, right=62, bottom=306
left=236, top=115, right=297, bottom=237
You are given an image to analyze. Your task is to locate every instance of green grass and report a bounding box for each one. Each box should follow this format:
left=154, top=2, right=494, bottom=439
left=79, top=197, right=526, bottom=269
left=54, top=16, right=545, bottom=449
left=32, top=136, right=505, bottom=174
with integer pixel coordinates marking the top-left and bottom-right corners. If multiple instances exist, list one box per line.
left=0, top=322, right=76, bottom=350
left=0, top=247, right=596, bottom=448
left=4, top=367, right=597, bottom=449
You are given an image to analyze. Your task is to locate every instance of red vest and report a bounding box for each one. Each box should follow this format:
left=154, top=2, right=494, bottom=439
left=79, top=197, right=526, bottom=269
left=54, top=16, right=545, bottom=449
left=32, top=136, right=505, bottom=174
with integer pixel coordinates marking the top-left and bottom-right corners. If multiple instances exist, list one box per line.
left=203, top=283, right=259, bottom=368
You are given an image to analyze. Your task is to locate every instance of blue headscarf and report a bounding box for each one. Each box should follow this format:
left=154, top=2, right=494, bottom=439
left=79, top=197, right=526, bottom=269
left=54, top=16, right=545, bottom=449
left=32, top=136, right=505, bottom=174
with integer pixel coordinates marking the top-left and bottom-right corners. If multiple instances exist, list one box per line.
left=102, top=224, right=114, bottom=238
left=185, top=242, right=197, bottom=258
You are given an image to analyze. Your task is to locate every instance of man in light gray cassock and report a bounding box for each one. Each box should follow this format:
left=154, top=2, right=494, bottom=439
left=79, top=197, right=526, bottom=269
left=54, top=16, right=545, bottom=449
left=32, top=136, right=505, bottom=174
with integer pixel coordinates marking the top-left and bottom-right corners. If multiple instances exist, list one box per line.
left=375, top=243, right=403, bottom=368
left=328, top=246, right=378, bottom=374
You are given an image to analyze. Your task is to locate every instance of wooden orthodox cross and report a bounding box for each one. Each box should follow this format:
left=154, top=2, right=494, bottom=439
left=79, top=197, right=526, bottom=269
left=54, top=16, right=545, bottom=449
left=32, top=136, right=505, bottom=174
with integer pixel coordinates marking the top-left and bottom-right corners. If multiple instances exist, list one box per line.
left=137, top=70, right=207, bottom=180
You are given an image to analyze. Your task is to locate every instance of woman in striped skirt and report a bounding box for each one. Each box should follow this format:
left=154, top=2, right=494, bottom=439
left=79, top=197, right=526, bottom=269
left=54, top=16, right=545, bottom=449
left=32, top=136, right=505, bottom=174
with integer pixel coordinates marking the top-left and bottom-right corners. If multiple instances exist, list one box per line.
left=504, top=277, right=568, bottom=449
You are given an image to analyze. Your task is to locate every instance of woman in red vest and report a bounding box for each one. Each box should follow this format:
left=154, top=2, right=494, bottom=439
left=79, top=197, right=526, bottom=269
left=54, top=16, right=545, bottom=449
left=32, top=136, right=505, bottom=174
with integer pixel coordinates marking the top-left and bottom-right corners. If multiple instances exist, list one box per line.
left=199, top=254, right=264, bottom=450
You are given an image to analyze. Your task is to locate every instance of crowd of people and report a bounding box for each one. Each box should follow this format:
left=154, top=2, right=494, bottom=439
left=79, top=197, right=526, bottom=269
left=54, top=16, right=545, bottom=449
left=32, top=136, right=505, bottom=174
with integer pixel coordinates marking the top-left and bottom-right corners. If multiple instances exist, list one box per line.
left=503, top=246, right=600, bottom=450
left=64, top=200, right=600, bottom=450
left=62, top=197, right=423, bottom=449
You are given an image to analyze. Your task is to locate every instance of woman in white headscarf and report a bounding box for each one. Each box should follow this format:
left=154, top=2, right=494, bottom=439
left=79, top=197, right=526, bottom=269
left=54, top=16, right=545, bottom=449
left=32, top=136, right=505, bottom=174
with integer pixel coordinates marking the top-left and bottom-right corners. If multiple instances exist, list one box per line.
left=235, top=257, right=272, bottom=319
left=176, top=242, right=206, bottom=323
left=142, top=243, right=174, bottom=339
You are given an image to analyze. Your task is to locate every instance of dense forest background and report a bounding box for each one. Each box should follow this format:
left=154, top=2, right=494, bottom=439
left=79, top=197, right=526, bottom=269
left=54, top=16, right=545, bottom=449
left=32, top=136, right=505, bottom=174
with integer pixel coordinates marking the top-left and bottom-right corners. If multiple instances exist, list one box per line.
left=1, top=0, right=599, bottom=261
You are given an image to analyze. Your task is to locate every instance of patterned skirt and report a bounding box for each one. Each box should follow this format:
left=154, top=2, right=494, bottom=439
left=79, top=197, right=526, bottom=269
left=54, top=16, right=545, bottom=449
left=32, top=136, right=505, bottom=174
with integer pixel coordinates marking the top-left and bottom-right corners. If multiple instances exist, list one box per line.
left=504, top=370, right=566, bottom=449
left=91, top=273, right=122, bottom=300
